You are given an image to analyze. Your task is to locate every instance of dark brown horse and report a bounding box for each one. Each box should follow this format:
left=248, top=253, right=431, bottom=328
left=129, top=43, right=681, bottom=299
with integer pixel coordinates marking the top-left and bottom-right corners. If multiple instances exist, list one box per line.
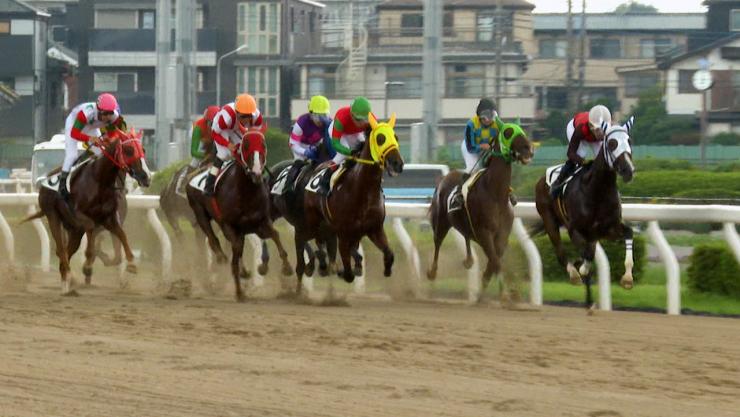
left=187, top=130, right=292, bottom=301
left=534, top=119, right=636, bottom=310
left=299, top=113, right=404, bottom=290
left=24, top=130, right=151, bottom=294
left=427, top=119, right=534, bottom=302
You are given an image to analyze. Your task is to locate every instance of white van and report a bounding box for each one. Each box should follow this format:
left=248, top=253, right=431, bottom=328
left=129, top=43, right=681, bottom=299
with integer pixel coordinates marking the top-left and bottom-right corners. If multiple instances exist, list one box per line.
left=31, top=134, right=84, bottom=190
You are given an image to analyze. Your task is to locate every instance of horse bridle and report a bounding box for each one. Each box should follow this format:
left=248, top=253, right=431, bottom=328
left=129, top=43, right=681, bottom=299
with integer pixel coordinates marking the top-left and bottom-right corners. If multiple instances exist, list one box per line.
left=602, top=126, right=631, bottom=169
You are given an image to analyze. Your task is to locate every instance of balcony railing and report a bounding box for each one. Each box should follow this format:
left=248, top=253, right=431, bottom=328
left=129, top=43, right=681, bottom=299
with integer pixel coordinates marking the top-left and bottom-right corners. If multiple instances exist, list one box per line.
left=89, top=29, right=217, bottom=52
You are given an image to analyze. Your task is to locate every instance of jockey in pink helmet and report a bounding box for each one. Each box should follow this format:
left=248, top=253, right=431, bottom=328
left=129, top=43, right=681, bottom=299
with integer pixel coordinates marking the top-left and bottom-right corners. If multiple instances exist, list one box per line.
left=60, top=93, right=126, bottom=199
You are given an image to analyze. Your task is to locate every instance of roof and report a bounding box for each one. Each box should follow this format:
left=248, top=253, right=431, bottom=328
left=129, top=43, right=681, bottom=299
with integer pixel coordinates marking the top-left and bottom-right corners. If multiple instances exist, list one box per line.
left=0, top=0, right=50, bottom=16
left=658, top=33, right=740, bottom=69
left=533, top=13, right=705, bottom=32
left=378, top=0, right=535, bottom=10
left=294, top=0, right=325, bottom=8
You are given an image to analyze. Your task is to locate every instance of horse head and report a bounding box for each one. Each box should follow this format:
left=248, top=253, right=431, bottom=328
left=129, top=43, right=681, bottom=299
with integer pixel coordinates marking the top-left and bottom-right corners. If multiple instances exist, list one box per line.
left=494, top=116, right=534, bottom=165
left=240, top=129, right=267, bottom=183
left=603, top=116, right=635, bottom=183
left=367, top=112, right=404, bottom=176
left=105, top=129, right=151, bottom=187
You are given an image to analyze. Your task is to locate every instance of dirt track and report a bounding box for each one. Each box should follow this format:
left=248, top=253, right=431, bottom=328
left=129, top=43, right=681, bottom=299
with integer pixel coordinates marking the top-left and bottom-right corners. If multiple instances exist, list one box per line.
left=0, top=269, right=739, bottom=417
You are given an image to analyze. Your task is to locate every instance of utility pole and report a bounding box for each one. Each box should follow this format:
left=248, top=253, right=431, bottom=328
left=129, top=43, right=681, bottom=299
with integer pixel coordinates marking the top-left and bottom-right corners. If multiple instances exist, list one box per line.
left=565, top=0, right=575, bottom=112
left=494, top=0, right=502, bottom=108
left=155, top=0, right=172, bottom=169
left=576, top=0, right=586, bottom=108
left=175, top=0, right=196, bottom=161
left=422, top=0, right=442, bottom=160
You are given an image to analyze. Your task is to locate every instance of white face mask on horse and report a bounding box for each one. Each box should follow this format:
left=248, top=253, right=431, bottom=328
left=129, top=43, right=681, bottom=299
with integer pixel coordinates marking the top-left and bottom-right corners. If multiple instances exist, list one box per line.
left=602, top=116, right=635, bottom=182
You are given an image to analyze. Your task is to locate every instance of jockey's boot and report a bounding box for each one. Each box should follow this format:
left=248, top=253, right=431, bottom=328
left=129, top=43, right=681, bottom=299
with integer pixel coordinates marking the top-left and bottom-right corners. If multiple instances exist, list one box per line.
left=204, top=159, right=223, bottom=197
left=317, top=162, right=337, bottom=197
left=285, top=160, right=304, bottom=194
left=550, top=160, right=576, bottom=199
left=175, top=166, right=193, bottom=195
left=453, top=172, right=471, bottom=206
left=59, top=171, right=71, bottom=201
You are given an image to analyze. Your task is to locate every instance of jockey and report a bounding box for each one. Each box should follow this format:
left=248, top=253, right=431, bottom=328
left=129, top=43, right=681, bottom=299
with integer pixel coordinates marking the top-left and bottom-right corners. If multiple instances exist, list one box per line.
left=316, top=96, right=374, bottom=196
left=285, top=95, right=334, bottom=191
left=189, top=105, right=221, bottom=169
left=61, top=93, right=126, bottom=200
left=462, top=98, right=500, bottom=173
left=205, top=94, right=266, bottom=196
left=550, top=104, right=612, bottom=198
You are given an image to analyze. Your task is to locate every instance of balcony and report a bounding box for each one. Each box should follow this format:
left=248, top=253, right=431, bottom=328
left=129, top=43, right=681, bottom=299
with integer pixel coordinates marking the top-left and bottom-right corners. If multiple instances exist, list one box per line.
left=88, top=29, right=218, bottom=67
left=367, top=27, right=522, bottom=56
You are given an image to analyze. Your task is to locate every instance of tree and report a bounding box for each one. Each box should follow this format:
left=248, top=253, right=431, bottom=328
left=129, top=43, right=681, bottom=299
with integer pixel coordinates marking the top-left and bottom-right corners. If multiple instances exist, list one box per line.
left=625, top=85, right=698, bottom=145
left=613, top=1, right=658, bottom=14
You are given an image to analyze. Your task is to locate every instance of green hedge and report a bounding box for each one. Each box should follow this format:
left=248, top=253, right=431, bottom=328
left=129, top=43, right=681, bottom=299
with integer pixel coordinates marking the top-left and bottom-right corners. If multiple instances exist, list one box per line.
left=148, top=159, right=187, bottom=195
left=687, top=243, right=740, bottom=297
left=620, top=170, right=740, bottom=198
left=532, top=233, right=647, bottom=282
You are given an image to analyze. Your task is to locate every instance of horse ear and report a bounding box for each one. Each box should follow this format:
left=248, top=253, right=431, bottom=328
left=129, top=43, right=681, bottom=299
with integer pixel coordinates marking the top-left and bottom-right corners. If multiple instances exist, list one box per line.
left=625, top=116, right=635, bottom=134
left=368, top=112, right=378, bottom=130
left=494, top=114, right=504, bottom=128
left=388, top=112, right=396, bottom=128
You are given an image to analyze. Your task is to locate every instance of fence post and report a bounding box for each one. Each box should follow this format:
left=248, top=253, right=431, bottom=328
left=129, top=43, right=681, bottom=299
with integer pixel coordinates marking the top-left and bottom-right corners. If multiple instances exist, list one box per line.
left=392, top=217, right=421, bottom=297
left=28, top=205, right=50, bottom=272
left=147, top=208, right=172, bottom=277
left=647, top=221, right=680, bottom=315
left=723, top=222, right=740, bottom=265
left=0, top=209, right=14, bottom=263
left=453, top=230, right=479, bottom=303
left=595, top=243, right=611, bottom=311
left=512, top=218, right=542, bottom=306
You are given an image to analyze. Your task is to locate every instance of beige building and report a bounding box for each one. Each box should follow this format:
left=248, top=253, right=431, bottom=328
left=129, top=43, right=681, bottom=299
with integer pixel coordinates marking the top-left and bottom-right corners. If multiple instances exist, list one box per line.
left=526, top=13, right=705, bottom=118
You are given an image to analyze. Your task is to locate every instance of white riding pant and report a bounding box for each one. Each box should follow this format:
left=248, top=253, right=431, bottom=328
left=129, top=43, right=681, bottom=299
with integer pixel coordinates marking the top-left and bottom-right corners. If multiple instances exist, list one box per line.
left=460, top=141, right=482, bottom=173
left=63, top=135, right=101, bottom=172
left=329, top=122, right=366, bottom=165
left=214, top=142, right=235, bottom=162
left=566, top=119, right=601, bottom=159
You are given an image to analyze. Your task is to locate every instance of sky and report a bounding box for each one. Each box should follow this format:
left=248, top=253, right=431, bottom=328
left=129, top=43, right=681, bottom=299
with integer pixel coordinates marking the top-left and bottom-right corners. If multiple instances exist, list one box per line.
left=530, top=0, right=706, bottom=13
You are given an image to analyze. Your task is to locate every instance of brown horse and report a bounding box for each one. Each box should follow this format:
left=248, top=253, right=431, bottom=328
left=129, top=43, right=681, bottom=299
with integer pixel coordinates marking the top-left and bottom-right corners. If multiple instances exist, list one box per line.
left=24, top=130, right=151, bottom=295
left=534, top=120, right=636, bottom=310
left=299, top=113, right=404, bottom=290
left=427, top=119, right=534, bottom=301
left=186, top=130, right=292, bottom=301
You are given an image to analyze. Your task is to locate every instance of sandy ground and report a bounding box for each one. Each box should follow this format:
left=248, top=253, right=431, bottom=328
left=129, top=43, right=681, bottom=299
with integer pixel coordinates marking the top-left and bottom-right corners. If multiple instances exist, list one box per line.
left=0, top=267, right=739, bottom=417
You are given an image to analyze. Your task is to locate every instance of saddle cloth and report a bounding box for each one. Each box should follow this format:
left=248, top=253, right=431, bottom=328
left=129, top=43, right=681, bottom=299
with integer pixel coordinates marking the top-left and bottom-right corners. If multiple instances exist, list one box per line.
left=305, top=164, right=347, bottom=194
left=270, top=165, right=292, bottom=195
left=447, top=168, right=486, bottom=212
left=188, top=161, right=236, bottom=193
left=39, top=159, right=92, bottom=193
left=545, top=164, right=583, bottom=197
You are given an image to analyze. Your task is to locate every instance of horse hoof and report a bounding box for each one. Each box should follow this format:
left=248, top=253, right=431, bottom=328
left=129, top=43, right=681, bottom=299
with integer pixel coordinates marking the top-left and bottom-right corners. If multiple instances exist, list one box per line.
left=566, top=263, right=581, bottom=285
left=236, top=293, right=247, bottom=303
left=340, top=270, right=355, bottom=283
left=239, top=268, right=252, bottom=280
left=426, top=269, right=437, bottom=281
left=61, top=290, right=79, bottom=297
left=587, top=304, right=597, bottom=316
left=258, top=263, right=269, bottom=276
left=383, top=267, right=392, bottom=277
left=216, top=255, right=228, bottom=265
left=318, top=266, right=329, bottom=277
left=126, top=264, right=138, bottom=274
left=620, top=276, right=634, bottom=290
left=353, top=266, right=363, bottom=277
left=462, top=258, right=474, bottom=269
left=281, top=264, right=293, bottom=276
left=84, top=276, right=92, bottom=286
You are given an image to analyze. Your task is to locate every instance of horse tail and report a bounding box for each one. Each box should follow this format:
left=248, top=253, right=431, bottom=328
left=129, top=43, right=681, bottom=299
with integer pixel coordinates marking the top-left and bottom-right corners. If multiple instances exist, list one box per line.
left=528, top=220, right=546, bottom=237
left=20, top=211, right=45, bottom=224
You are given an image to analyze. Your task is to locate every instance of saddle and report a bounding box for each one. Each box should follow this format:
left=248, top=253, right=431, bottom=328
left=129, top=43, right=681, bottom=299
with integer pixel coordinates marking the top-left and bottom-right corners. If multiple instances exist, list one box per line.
left=305, top=162, right=348, bottom=195
left=40, top=158, right=93, bottom=193
left=447, top=169, right=486, bottom=212
left=188, top=161, right=236, bottom=194
left=546, top=164, right=584, bottom=198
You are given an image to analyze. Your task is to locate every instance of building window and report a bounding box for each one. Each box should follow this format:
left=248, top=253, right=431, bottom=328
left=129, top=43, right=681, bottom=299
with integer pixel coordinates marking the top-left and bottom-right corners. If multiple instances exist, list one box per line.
left=196, top=6, right=205, bottom=29
left=386, top=65, right=422, bottom=98
left=539, top=39, right=567, bottom=58
left=140, top=10, right=155, bottom=29
left=197, top=70, right=205, bottom=93
left=624, top=72, right=659, bottom=97
left=237, top=66, right=280, bottom=117
left=94, top=72, right=137, bottom=93
left=307, top=66, right=336, bottom=97
left=590, top=38, right=621, bottom=59
left=678, top=70, right=698, bottom=94
left=238, top=2, right=281, bottom=54
left=445, top=64, right=485, bottom=98
left=477, top=13, right=494, bottom=42
left=443, top=12, right=454, bottom=37
left=0, top=20, right=10, bottom=34
left=640, top=38, right=672, bottom=58
left=95, top=10, right=138, bottom=29
left=400, top=13, right=423, bottom=37
left=731, top=9, right=740, bottom=31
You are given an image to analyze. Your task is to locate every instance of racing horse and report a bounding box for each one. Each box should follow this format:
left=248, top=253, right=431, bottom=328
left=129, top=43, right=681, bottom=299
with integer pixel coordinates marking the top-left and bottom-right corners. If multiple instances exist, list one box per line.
left=299, top=113, right=404, bottom=290
left=427, top=118, right=534, bottom=302
left=534, top=118, right=636, bottom=310
left=186, top=130, right=292, bottom=302
left=23, top=129, right=151, bottom=295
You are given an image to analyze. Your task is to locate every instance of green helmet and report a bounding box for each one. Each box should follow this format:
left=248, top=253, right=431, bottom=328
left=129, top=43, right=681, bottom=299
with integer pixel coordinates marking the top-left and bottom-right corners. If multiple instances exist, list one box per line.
left=350, top=96, right=371, bottom=121
left=308, top=95, right=330, bottom=115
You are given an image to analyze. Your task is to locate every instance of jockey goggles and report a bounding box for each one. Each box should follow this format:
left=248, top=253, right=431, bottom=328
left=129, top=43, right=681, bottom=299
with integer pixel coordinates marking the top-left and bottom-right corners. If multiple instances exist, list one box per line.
left=479, top=109, right=496, bottom=122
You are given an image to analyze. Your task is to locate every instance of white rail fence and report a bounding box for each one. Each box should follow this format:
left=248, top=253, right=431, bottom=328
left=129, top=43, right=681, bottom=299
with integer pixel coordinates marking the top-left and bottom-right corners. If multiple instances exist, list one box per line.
left=0, top=193, right=738, bottom=316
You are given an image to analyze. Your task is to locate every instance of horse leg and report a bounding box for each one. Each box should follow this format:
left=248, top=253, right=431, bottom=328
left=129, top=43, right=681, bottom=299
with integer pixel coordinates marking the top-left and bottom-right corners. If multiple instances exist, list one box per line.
left=463, top=237, right=474, bottom=269
left=48, top=214, right=72, bottom=294
left=351, top=245, right=363, bottom=277
left=259, top=225, right=292, bottom=276
left=542, top=209, right=575, bottom=283
left=192, top=203, right=228, bottom=264
left=315, top=241, right=328, bottom=276
left=83, top=230, right=97, bottom=285
left=426, top=220, right=451, bottom=281
left=325, top=235, right=338, bottom=276
left=303, top=242, right=316, bottom=277
left=255, top=239, right=269, bottom=276
left=221, top=225, right=246, bottom=302
left=571, top=231, right=597, bottom=311
left=476, top=231, right=502, bottom=301
left=293, top=230, right=307, bottom=294
left=617, top=223, right=635, bottom=290
left=103, top=218, right=137, bottom=274
left=368, top=228, right=394, bottom=277
left=337, top=237, right=357, bottom=283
